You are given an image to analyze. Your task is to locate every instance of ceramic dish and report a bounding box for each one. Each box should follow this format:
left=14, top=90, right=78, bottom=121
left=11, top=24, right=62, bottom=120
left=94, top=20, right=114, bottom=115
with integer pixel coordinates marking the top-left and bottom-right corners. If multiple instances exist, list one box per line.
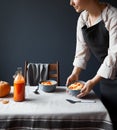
left=67, top=81, right=85, bottom=96
left=39, top=80, right=57, bottom=92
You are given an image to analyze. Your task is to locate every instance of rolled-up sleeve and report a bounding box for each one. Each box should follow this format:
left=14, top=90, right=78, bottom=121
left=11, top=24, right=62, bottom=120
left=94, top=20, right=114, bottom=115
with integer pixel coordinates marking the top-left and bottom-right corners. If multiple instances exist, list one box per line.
left=97, top=15, right=117, bottom=79
left=73, top=14, right=91, bottom=69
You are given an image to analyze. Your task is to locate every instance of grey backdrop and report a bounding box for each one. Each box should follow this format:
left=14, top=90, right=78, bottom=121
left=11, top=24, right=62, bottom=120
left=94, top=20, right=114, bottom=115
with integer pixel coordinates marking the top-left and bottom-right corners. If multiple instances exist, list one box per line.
left=0, top=0, right=117, bottom=96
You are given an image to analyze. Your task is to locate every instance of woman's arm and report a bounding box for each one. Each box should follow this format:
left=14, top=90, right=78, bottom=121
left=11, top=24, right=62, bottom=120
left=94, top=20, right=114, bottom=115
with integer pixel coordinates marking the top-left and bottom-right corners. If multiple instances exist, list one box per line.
left=91, top=75, right=103, bottom=85
left=97, top=8, right=117, bottom=79
left=73, top=12, right=91, bottom=70
left=72, top=66, right=82, bottom=76
left=66, top=12, right=91, bottom=85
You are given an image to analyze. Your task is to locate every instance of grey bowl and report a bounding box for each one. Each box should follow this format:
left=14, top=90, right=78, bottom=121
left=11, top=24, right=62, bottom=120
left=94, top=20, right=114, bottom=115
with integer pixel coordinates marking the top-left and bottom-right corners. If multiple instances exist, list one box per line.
left=39, top=80, right=57, bottom=92
left=68, top=89, right=81, bottom=97
left=67, top=81, right=85, bottom=97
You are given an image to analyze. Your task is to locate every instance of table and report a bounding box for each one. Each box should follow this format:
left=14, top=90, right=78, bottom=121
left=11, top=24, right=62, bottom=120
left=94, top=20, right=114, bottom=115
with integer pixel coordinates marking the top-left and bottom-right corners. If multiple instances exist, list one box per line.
left=0, top=86, right=113, bottom=130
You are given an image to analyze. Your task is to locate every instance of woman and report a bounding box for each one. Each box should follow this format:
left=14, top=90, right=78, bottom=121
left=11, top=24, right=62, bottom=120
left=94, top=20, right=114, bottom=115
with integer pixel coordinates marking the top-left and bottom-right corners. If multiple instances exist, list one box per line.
left=66, top=0, right=117, bottom=129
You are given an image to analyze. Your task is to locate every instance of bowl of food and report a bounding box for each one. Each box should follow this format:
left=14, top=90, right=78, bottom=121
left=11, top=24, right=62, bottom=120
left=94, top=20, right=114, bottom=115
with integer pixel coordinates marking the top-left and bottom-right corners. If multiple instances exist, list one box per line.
left=67, top=81, right=85, bottom=96
left=39, top=80, right=57, bottom=92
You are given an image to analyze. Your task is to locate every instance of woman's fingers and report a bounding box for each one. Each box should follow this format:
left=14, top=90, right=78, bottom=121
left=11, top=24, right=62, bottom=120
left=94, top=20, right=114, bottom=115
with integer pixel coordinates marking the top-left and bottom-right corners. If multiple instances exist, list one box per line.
left=77, top=86, right=87, bottom=98
left=81, top=85, right=86, bottom=93
left=66, top=77, right=71, bottom=86
left=77, top=80, right=93, bottom=98
left=66, top=74, right=78, bottom=86
left=66, top=76, right=72, bottom=86
left=77, top=92, right=86, bottom=98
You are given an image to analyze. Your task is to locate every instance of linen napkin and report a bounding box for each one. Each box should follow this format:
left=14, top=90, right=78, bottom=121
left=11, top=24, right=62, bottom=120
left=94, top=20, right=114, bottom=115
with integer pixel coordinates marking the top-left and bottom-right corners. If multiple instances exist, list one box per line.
left=26, top=63, right=48, bottom=86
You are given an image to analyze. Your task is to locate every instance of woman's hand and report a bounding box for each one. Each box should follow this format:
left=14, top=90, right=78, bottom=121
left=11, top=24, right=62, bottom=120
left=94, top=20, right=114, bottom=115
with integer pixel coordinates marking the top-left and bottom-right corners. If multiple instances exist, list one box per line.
left=77, top=80, right=94, bottom=98
left=66, top=73, right=78, bottom=86
left=66, top=67, right=82, bottom=86
left=77, top=75, right=102, bottom=98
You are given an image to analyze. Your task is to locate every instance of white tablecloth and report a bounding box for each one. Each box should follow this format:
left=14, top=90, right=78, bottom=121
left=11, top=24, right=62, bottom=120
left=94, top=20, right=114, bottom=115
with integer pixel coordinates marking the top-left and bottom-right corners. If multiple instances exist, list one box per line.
left=0, top=86, right=113, bottom=130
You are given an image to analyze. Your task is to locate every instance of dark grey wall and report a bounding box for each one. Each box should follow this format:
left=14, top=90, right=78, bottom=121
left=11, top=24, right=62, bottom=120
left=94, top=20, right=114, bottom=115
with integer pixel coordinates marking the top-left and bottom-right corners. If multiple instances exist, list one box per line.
left=0, top=0, right=117, bottom=96
left=0, top=0, right=78, bottom=84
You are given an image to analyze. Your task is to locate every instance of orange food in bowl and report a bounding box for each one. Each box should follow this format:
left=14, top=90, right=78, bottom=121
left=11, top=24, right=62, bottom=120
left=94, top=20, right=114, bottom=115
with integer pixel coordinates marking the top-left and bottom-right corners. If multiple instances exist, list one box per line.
left=68, top=82, right=84, bottom=90
left=41, top=81, right=53, bottom=86
left=0, top=81, right=11, bottom=98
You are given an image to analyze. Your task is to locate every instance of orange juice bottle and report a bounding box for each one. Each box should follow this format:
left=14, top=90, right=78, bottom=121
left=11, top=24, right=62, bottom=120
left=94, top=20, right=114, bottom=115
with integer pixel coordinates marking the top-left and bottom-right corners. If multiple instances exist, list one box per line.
left=13, top=67, right=25, bottom=102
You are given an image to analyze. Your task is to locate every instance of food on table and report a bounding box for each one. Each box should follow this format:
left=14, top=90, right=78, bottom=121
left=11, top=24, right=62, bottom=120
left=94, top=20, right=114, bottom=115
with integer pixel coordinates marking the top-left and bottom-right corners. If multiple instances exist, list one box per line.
left=0, top=81, right=11, bottom=97
left=41, top=81, right=53, bottom=86
left=14, top=67, right=25, bottom=102
left=40, top=80, right=57, bottom=92
left=2, top=100, right=9, bottom=104
left=68, top=82, right=84, bottom=90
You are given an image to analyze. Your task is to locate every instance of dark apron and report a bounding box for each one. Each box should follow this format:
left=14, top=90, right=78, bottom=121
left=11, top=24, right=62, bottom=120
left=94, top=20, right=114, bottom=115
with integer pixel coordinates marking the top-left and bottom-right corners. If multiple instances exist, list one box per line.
left=82, top=20, right=117, bottom=128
